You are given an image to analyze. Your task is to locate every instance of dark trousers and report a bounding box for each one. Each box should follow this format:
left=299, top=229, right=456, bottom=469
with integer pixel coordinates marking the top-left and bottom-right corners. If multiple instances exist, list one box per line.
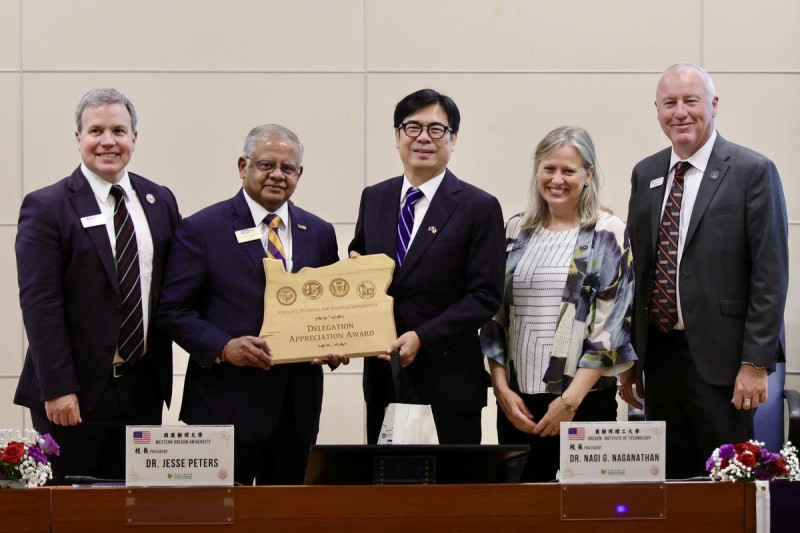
left=366, top=402, right=482, bottom=445
left=496, top=387, right=618, bottom=482
left=233, top=394, right=312, bottom=486
left=31, top=355, right=163, bottom=485
left=644, top=326, right=753, bottom=479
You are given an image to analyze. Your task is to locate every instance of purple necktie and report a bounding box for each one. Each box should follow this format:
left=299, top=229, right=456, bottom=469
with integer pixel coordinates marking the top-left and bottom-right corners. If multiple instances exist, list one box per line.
left=650, top=161, right=691, bottom=333
left=264, top=214, right=287, bottom=269
left=110, top=185, right=145, bottom=364
left=396, top=188, right=424, bottom=267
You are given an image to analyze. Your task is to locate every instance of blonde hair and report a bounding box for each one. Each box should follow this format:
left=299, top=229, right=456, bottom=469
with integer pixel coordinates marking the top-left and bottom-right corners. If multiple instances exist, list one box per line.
left=520, top=125, right=604, bottom=232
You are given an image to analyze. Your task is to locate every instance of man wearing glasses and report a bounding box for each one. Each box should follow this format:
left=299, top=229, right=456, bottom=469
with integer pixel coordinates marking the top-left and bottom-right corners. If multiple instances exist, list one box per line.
left=350, top=89, right=505, bottom=444
left=156, top=124, right=344, bottom=485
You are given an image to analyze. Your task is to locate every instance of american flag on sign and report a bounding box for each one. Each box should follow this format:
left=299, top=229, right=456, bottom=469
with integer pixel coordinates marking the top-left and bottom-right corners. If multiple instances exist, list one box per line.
left=568, top=427, right=585, bottom=441
left=133, top=430, right=151, bottom=444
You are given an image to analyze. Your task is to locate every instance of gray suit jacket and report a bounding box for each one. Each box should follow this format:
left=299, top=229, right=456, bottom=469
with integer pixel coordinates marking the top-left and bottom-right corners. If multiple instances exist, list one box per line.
left=627, top=134, right=788, bottom=386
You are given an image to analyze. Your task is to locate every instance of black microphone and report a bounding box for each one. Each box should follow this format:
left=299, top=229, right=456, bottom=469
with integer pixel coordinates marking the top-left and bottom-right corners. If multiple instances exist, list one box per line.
left=64, top=475, right=125, bottom=485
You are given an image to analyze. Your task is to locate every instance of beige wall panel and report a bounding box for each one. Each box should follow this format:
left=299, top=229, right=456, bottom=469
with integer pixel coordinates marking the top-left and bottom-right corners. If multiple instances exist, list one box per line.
left=22, top=73, right=364, bottom=221
left=162, top=375, right=185, bottom=426
left=23, top=0, right=363, bottom=70
left=317, top=372, right=365, bottom=444
left=367, top=73, right=667, bottom=222
left=704, top=0, right=800, bottom=70
left=0, top=0, right=19, bottom=69
left=0, top=74, right=20, bottom=222
left=0, top=227, right=23, bottom=376
left=333, top=222, right=355, bottom=261
left=482, top=390, right=498, bottom=444
left=0, top=378, right=25, bottom=432
left=785, top=225, right=799, bottom=374
left=368, top=0, right=700, bottom=71
left=712, top=74, right=800, bottom=220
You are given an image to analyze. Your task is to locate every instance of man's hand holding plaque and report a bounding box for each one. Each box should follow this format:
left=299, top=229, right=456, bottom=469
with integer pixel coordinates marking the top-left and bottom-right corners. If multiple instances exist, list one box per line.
left=260, top=253, right=396, bottom=364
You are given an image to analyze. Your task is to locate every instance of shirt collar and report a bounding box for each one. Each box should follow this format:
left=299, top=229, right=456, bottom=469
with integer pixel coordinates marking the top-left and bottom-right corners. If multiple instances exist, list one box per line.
left=670, top=130, right=717, bottom=174
left=82, top=163, right=133, bottom=202
left=400, top=169, right=446, bottom=203
left=242, top=189, right=290, bottom=229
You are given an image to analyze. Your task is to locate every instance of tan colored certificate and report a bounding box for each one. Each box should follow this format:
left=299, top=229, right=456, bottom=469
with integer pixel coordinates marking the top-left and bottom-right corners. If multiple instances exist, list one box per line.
left=259, top=254, right=396, bottom=364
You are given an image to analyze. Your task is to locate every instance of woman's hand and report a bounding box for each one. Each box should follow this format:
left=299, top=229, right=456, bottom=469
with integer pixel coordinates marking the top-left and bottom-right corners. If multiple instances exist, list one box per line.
left=495, top=387, right=537, bottom=434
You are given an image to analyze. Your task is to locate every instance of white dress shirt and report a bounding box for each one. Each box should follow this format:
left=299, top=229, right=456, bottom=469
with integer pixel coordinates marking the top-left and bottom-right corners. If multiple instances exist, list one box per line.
left=399, top=170, right=446, bottom=248
left=660, top=130, right=717, bottom=329
left=242, top=189, right=293, bottom=273
left=82, top=163, right=154, bottom=356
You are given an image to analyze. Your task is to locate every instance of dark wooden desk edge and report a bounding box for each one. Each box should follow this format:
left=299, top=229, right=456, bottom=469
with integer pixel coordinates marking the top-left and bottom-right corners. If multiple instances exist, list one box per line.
left=0, top=482, right=755, bottom=533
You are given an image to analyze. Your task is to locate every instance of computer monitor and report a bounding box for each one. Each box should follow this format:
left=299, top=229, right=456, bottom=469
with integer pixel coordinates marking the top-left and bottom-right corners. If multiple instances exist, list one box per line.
left=303, top=444, right=529, bottom=485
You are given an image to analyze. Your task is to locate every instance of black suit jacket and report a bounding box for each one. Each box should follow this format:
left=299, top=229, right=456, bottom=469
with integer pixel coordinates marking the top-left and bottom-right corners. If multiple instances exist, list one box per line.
left=15, top=167, right=180, bottom=415
left=627, top=134, right=788, bottom=385
left=349, top=169, right=505, bottom=412
left=155, top=191, right=339, bottom=442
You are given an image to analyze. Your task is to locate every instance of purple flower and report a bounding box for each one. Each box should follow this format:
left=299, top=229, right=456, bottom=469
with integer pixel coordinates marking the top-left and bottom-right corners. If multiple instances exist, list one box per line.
left=706, top=456, right=717, bottom=472
left=719, top=444, right=736, bottom=460
left=26, top=445, right=48, bottom=465
left=754, top=468, right=771, bottom=481
left=761, top=451, right=780, bottom=464
left=39, top=433, right=60, bottom=456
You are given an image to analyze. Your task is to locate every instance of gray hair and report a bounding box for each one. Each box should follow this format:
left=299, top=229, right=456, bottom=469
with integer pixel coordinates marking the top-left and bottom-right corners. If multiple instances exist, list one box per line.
left=520, top=125, right=603, bottom=232
left=659, top=62, right=717, bottom=100
left=242, top=124, right=304, bottom=165
left=75, top=88, right=137, bottom=132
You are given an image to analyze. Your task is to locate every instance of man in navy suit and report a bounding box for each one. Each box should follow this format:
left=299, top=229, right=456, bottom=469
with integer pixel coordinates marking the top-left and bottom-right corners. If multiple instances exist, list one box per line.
left=156, top=124, right=343, bottom=485
left=14, top=88, right=181, bottom=483
left=620, top=63, right=789, bottom=478
left=349, top=89, right=505, bottom=444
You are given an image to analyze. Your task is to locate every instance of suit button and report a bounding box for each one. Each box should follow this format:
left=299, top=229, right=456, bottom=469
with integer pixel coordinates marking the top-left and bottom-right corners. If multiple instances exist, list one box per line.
left=108, top=345, right=116, bottom=353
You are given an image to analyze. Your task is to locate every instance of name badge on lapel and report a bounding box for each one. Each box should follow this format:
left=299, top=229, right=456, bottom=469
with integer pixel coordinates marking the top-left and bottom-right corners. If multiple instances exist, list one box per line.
left=506, top=241, right=523, bottom=253
left=80, top=214, right=105, bottom=228
left=235, top=227, right=261, bottom=243
left=649, top=177, right=664, bottom=189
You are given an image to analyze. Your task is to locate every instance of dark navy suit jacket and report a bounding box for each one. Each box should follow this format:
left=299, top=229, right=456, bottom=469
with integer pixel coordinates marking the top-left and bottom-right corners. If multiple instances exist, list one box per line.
left=349, top=169, right=505, bottom=412
left=156, top=191, right=339, bottom=442
left=14, top=167, right=180, bottom=416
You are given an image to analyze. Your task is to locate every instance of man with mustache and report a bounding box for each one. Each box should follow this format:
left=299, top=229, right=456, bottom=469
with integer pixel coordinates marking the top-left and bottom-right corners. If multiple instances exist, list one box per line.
left=156, top=124, right=344, bottom=485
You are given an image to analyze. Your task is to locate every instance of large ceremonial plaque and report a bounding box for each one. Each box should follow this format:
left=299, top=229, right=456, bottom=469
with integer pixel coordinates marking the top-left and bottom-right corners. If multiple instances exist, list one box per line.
left=260, top=254, right=396, bottom=364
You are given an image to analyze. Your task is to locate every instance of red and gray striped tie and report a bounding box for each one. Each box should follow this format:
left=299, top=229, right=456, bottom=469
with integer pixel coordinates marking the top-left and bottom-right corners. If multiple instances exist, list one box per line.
left=650, top=161, right=691, bottom=333
left=110, top=185, right=145, bottom=364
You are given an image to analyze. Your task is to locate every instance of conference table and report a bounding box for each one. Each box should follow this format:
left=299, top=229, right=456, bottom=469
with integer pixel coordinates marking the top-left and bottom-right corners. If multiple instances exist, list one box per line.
left=0, top=482, right=757, bottom=532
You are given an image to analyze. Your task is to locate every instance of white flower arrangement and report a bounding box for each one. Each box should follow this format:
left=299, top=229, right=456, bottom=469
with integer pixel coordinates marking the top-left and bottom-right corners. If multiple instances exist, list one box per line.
left=0, top=429, right=60, bottom=487
left=706, top=439, right=800, bottom=482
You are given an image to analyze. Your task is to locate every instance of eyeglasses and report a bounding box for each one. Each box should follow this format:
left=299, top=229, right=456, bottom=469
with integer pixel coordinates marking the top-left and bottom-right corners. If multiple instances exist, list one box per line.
left=397, top=122, right=452, bottom=140
left=245, top=157, right=300, bottom=178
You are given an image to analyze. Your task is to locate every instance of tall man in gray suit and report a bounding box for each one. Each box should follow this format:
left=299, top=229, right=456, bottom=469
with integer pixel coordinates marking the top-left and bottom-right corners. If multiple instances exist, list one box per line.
left=620, top=63, right=789, bottom=478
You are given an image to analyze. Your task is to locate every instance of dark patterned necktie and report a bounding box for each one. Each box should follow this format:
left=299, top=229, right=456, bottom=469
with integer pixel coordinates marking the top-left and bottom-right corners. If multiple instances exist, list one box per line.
left=264, top=214, right=287, bottom=269
left=650, top=161, right=691, bottom=333
left=110, top=185, right=145, bottom=364
left=396, top=188, right=424, bottom=267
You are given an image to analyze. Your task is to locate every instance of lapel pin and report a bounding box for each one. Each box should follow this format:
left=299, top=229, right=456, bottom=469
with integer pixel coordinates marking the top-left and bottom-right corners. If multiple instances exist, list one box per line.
left=145, top=193, right=155, bottom=204
left=709, top=170, right=719, bottom=180
left=428, top=226, right=437, bottom=234
left=297, top=224, right=307, bottom=230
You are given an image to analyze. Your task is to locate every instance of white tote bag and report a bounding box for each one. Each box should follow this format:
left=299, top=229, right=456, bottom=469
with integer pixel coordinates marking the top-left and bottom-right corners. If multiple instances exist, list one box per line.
left=377, top=353, right=439, bottom=444
left=378, top=402, right=439, bottom=444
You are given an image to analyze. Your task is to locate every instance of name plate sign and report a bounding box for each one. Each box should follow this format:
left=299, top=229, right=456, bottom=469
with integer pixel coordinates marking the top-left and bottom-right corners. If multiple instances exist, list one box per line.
left=126, top=425, right=234, bottom=487
left=260, top=254, right=396, bottom=364
left=559, top=421, right=666, bottom=483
